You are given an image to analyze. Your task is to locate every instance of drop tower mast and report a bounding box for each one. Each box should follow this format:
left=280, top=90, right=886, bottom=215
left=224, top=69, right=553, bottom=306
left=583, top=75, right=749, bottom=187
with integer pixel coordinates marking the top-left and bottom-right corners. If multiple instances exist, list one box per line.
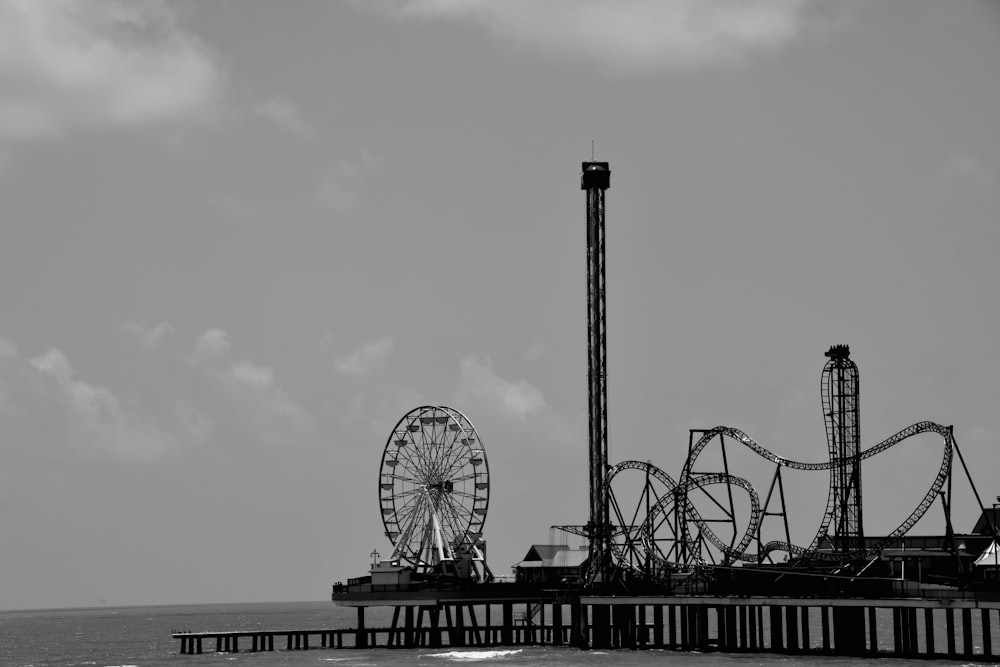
left=582, top=161, right=611, bottom=585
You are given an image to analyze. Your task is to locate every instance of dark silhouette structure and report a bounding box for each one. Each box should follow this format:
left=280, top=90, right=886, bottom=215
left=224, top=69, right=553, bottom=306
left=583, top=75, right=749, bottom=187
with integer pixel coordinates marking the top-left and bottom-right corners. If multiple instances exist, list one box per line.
left=822, top=344, right=864, bottom=555
left=582, top=161, right=611, bottom=585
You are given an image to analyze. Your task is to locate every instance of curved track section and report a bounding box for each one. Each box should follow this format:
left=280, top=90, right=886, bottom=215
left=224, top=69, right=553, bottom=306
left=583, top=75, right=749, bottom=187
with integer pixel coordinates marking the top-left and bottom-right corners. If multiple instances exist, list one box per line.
left=606, top=460, right=761, bottom=572
left=676, top=421, right=953, bottom=563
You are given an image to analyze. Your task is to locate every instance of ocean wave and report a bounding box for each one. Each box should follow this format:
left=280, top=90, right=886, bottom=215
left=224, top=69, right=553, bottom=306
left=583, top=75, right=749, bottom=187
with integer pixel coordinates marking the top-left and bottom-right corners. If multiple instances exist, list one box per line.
left=428, top=649, right=523, bottom=661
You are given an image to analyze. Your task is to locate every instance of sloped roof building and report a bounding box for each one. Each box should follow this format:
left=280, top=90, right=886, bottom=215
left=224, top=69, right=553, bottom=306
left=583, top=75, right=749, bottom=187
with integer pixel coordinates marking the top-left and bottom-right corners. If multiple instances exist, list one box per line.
left=512, top=545, right=588, bottom=585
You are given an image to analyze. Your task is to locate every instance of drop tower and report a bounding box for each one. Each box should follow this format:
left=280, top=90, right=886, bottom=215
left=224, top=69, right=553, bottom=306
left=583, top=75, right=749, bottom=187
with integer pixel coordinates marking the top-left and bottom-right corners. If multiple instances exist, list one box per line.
left=582, top=161, right=611, bottom=584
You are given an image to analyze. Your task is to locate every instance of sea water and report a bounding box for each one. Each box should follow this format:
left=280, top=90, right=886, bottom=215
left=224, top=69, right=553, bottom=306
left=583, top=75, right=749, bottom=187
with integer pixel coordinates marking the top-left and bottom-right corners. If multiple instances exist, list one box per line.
left=0, top=600, right=991, bottom=666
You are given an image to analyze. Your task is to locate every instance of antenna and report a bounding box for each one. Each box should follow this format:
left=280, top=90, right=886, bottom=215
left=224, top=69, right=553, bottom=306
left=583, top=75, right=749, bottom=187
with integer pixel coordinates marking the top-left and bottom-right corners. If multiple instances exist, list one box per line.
left=591, top=138, right=595, bottom=161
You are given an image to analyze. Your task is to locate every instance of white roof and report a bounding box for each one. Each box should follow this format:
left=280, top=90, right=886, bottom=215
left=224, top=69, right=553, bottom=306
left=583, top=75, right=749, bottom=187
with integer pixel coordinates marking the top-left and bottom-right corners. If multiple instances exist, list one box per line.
left=973, top=540, right=1000, bottom=567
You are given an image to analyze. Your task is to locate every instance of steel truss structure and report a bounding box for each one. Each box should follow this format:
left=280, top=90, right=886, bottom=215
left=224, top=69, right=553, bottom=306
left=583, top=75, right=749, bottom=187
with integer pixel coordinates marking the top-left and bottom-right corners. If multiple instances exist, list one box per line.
left=582, top=161, right=611, bottom=585
left=823, top=344, right=863, bottom=555
left=557, top=162, right=990, bottom=589
left=595, top=347, right=988, bottom=584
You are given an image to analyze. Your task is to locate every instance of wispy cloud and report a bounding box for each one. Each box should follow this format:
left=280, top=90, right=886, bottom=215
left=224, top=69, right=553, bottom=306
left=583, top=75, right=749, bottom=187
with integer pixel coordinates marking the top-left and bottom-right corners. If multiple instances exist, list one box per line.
left=0, top=0, right=224, bottom=141
left=368, top=0, right=819, bottom=73
left=0, top=335, right=19, bottom=417
left=334, top=336, right=394, bottom=378
left=172, top=397, right=214, bottom=445
left=253, top=95, right=313, bottom=137
left=123, top=320, right=174, bottom=350
left=190, top=328, right=315, bottom=444
left=191, top=327, right=232, bottom=364
left=455, top=354, right=547, bottom=421
left=26, top=347, right=182, bottom=461
left=0, top=335, right=17, bottom=360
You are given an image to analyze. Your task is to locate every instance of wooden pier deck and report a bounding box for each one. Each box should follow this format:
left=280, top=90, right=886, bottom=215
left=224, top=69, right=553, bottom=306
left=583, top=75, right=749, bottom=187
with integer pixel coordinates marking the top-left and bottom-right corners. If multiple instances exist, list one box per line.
left=173, top=593, right=1000, bottom=660
left=173, top=622, right=557, bottom=654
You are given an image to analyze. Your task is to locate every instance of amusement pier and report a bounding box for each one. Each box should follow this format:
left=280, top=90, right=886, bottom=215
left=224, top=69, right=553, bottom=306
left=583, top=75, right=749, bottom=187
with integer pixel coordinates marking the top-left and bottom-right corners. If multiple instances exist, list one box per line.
left=174, top=159, right=1000, bottom=660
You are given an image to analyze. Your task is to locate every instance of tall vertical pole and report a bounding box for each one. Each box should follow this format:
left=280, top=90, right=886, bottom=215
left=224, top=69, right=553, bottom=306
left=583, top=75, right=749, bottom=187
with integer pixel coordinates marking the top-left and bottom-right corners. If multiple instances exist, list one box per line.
left=582, top=161, right=611, bottom=585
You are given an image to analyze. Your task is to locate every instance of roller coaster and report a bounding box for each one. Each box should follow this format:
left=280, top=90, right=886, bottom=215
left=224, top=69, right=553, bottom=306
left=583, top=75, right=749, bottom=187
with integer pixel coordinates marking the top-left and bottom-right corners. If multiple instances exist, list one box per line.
left=561, top=161, right=990, bottom=591
left=587, top=344, right=988, bottom=587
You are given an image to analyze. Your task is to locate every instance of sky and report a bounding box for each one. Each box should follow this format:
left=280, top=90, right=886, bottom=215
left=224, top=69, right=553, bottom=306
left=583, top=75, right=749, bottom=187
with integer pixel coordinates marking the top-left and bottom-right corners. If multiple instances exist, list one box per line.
left=0, top=0, right=998, bottom=611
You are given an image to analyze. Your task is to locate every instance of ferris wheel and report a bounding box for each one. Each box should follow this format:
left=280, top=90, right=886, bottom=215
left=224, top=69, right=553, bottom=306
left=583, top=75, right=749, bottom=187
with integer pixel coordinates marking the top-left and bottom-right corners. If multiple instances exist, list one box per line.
left=378, top=406, right=490, bottom=578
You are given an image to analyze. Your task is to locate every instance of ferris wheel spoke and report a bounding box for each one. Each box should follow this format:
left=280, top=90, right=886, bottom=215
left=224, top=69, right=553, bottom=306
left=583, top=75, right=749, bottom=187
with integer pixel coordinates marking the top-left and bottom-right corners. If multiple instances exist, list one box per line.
left=445, top=491, right=476, bottom=529
left=421, top=448, right=445, bottom=478
left=437, top=455, right=470, bottom=482
left=447, top=489, right=479, bottom=504
left=397, top=436, right=430, bottom=468
left=427, top=434, right=454, bottom=469
left=414, top=434, right=447, bottom=472
left=438, top=433, right=472, bottom=473
left=401, top=504, right=433, bottom=553
left=438, top=498, right=468, bottom=542
left=436, top=492, right=463, bottom=526
left=395, top=491, right=429, bottom=519
left=395, top=498, right=424, bottom=527
left=437, top=428, right=466, bottom=471
left=393, top=498, right=428, bottom=550
left=392, top=488, right=426, bottom=504
left=405, top=453, right=437, bottom=485
left=392, top=443, right=424, bottom=473
left=383, top=474, right=420, bottom=484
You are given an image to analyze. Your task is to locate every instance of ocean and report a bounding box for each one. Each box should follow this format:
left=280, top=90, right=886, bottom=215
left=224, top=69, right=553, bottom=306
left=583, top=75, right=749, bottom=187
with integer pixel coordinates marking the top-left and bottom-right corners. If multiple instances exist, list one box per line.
left=0, top=600, right=992, bottom=667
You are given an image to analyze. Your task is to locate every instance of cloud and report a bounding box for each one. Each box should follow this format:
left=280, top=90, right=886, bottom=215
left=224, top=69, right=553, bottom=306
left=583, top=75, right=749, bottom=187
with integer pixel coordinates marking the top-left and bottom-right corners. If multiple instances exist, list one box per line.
left=192, top=327, right=231, bottom=364
left=172, top=398, right=214, bottom=445
left=253, top=95, right=313, bottom=137
left=0, top=0, right=223, bottom=141
left=0, top=336, right=18, bottom=416
left=226, top=360, right=313, bottom=438
left=455, top=354, right=547, bottom=421
left=0, top=335, right=18, bottom=360
left=231, top=360, right=275, bottom=388
left=123, top=320, right=174, bottom=349
left=334, top=336, right=394, bottom=378
left=370, top=0, right=817, bottom=73
left=26, top=347, right=180, bottom=461
left=190, top=329, right=315, bottom=443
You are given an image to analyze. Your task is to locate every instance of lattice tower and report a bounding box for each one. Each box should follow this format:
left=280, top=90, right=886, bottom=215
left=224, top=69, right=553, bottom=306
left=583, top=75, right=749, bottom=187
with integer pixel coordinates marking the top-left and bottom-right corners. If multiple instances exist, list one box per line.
left=582, top=161, right=611, bottom=585
left=822, top=344, right=864, bottom=555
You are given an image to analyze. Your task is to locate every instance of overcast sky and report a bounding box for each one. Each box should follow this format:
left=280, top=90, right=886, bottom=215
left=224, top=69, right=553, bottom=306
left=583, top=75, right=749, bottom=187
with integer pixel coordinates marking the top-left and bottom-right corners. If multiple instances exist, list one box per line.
left=1, top=0, right=998, bottom=611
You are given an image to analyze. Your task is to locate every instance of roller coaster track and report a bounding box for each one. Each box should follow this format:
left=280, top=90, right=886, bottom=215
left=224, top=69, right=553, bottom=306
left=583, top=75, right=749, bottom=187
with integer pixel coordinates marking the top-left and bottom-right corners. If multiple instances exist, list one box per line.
left=605, top=460, right=762, bottom=571
left=676, top=421, right=954, bottom=563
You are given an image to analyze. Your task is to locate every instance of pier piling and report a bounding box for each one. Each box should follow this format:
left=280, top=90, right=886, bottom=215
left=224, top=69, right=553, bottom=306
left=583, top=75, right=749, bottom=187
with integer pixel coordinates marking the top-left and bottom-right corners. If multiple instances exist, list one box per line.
left=173, top=593, right=1000, bottom=661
